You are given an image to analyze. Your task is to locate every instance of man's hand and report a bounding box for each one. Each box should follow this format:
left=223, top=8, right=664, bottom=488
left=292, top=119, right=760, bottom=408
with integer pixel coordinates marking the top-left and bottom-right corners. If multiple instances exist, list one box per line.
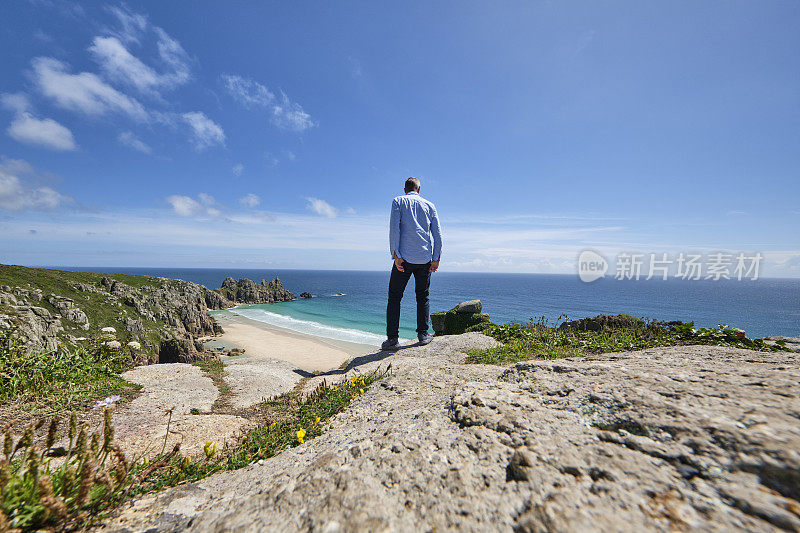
left=394, top=255, right=405, bottom=272
left=429, top=260, right=439, bottom=273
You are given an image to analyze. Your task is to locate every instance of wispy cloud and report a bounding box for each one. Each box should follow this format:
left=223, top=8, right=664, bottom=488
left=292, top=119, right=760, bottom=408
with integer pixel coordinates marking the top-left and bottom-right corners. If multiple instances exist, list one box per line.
left=305, top=197, right=337, bottom=218
left=105, top=5, right=147, bottom=44
left=31, top=57, right=147, bottom=120
left=117, top=131, right=151, bottom=153
left=239, top=193, right=260, bottom=208
left=232, top=163, right=243, bottom=176
left=182, top=111, right=225, bottom=151
left=89, top=6, right=190, bottom=97
left=221, top=74, right=314, bottom=132
left=166, top=193, right=220, bottom=217
left=0, top=158, right=72, bottom=211
left=2, top=92, right=77, bottom=151
left=88, top=35, right=188, bottom=95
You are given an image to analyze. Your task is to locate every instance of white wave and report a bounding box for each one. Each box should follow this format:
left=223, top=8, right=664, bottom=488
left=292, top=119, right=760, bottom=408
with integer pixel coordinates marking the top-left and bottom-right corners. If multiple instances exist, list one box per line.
left=229, top=307, right=397, bottom=346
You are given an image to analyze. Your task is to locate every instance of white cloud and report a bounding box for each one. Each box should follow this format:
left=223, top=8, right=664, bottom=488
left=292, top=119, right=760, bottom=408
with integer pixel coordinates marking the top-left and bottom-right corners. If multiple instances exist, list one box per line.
left=166, top=194, right=220, bottom=218
left=89, top=36, right=162, bottom=93
left=232, top=163, right=244, bottom=176
left=153, top=28, right=191, bottom=87
left=31, top=57, right=147, bottom=120
left=1, top=93, right=31, bottom=114
left=0, top=158, right=72, bottom=211
left=222, top=74, right=274, bottom=107
left=88, top=27, right=190, bottom=95
left=166, top=195, right=200, bottom=216
left=239, top=193, right=260, bottom=208
left=305, top=197, right=337, bottom=218
left=106, top=5, right=148, bottom=44
left=272, top=91, right=314, bottom=131
left=197, top=192, right=215, bottom=206
left=182, top=111, right=225, bottom=151
left=345, top=207, right=356, bottom=215
left=221, top=74, right=314, bottom=132
left=117, top=131, right=151, bottom=153
left=166, top=193, right=221, bottom=217
left=2, top=92, right=77, bottom=151
left=8, top=113, right=77, bottom=151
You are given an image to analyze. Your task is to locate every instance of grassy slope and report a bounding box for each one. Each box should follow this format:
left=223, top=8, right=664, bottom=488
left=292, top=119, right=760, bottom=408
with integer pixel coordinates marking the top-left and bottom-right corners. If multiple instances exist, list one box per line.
left=0, top=264, right=171, bottom=351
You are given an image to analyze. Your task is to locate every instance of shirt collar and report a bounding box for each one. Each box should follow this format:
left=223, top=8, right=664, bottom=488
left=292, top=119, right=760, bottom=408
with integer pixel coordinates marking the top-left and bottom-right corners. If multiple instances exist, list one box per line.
left=407, top=191, right=419, bottom=196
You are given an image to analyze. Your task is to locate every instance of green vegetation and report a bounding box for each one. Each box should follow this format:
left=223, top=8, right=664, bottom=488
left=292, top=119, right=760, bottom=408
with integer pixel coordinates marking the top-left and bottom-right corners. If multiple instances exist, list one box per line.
left=430, top=307, right=492, bottom=336
left=0, top=264, right=170, bottom=353
left=0, top=330, right=139, bottom=416
left=0, top=367, right=389, bottom=531
left=467, top=315, right=791, bottom=365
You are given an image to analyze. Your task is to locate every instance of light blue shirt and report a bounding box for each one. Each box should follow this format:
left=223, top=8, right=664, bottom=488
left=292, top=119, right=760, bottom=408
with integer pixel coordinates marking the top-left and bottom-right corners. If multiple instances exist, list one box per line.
left=389, top=191, right=442, bottom=264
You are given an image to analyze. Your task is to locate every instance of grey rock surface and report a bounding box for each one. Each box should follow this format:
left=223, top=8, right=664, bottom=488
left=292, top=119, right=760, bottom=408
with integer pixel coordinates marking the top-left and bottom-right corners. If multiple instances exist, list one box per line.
left=214, top=277, right=296, bottom=306
left=104, top=339, right=800, bottom=532
left=224, top=356, right=304, bottom=409
left=116, top=364, right=252, bottom=458
left=763, top=336, right=800, bottom=353
left=454, top=299, right=482, bottom=314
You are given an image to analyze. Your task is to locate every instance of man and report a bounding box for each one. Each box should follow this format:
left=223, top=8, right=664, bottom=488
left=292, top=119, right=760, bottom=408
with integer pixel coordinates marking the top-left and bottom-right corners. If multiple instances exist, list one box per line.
left=382, top=177, right=442, bottom=351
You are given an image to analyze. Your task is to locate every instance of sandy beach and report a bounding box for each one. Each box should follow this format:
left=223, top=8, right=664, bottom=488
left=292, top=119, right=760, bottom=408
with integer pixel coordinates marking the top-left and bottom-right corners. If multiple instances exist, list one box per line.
left=207, top=310, right=374, bottom=372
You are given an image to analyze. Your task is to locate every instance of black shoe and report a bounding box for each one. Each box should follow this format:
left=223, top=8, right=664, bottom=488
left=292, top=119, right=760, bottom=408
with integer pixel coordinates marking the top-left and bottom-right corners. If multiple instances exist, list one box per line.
left=418, top=333, right=433, bottom=345
left=381, top=338, right=401, bottom=351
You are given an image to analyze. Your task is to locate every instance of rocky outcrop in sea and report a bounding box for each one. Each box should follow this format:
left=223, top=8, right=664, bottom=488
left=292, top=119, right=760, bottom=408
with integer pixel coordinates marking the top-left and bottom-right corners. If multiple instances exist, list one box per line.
left=212, top=277, right=296, bottom=307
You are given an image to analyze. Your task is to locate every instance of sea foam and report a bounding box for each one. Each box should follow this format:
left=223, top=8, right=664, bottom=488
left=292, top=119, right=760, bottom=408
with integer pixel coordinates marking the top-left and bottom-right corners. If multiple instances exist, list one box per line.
left=228, top=307, right=403, bottom=346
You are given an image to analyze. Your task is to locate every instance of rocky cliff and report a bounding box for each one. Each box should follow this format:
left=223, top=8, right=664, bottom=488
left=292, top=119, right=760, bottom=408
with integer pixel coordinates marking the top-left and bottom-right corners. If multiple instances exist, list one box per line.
left=105, top=336, right=800, bottom=532
left=0, top=265, right=295, bottom=363
left=211, top=277, right=296, bottom=307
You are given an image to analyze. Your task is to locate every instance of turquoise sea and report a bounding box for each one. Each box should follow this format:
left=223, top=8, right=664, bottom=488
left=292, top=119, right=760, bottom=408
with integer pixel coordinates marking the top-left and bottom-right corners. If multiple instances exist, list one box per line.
left=54, top=267, right=800, bottom=345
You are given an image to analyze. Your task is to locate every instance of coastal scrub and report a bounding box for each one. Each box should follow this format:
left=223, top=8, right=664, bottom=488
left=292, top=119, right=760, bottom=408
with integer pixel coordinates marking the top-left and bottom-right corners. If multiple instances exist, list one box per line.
left=467, top=315, right=792, bottom=365
left=0, top=329, right=139, bottom=416
left=0, top=367, right=389, bottom=531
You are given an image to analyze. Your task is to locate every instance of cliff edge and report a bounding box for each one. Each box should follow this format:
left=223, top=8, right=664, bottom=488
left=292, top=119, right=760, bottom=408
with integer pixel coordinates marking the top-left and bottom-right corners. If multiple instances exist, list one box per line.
left=105, top=335, right=800, bottom=532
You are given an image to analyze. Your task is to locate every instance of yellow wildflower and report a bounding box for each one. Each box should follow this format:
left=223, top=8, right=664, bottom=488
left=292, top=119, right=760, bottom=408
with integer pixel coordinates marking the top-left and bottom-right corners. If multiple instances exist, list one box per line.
left=204, top=441, right=217, bottom=459
left=296, top=428, right=306, bottom=444
left=351, top=376, right=357, bottom=386
left=359, top=388, right=364, bottom=394
left=315, top=416, right=321, bottom=424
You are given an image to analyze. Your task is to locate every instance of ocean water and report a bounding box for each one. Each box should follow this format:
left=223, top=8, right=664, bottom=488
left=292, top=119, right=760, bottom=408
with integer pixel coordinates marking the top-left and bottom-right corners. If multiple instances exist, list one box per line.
left=53, top=267, right=800, bottom=345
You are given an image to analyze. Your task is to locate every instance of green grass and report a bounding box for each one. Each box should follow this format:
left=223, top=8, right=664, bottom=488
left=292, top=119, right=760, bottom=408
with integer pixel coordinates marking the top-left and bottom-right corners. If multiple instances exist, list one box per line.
left=0, top=264, right=179, bottom=354
left=191, top=358, right=230, bottom=409
left=467, top=316, right=791, bottom=365
left=0, top=367, right=390, bottom=531
left=0, top=330, right=139, bottom=415
left=123, top=367, right=390, bottom=502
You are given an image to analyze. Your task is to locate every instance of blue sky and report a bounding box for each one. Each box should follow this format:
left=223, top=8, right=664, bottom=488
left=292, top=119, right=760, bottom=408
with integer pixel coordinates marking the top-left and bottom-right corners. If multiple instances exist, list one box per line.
left=1, top=0, right=799, bottom=275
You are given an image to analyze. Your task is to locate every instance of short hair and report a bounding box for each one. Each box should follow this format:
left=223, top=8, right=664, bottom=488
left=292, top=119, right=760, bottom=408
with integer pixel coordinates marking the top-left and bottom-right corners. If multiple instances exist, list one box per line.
left=405, top=177, right=421, bottom=193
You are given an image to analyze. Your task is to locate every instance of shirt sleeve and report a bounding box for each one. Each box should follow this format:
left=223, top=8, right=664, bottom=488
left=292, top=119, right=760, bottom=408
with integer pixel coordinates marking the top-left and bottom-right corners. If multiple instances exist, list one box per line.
left=389, top=198, right=401, bottom=259
left=430, top=204, right=442, bottom=261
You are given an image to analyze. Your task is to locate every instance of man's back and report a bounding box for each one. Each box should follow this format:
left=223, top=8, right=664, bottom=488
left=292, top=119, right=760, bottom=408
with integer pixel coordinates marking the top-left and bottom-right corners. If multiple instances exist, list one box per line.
left=389, top=191, right=442, bottom=265
left=383, top=178, right=441, bottom=350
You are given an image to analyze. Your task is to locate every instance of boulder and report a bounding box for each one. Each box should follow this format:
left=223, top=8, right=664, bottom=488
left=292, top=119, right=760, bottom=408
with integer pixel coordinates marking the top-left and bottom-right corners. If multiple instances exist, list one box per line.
left=431, top=301, right=493, bottom=336
left=454, top=299, right=482, bottom=314
left=300, top=292, right=312, bottom=299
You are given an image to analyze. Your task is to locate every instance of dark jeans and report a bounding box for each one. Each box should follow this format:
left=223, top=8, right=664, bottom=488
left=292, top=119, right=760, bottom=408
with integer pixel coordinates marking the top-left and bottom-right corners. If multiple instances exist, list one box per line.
left=386, top=260, right=431, bottom=339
